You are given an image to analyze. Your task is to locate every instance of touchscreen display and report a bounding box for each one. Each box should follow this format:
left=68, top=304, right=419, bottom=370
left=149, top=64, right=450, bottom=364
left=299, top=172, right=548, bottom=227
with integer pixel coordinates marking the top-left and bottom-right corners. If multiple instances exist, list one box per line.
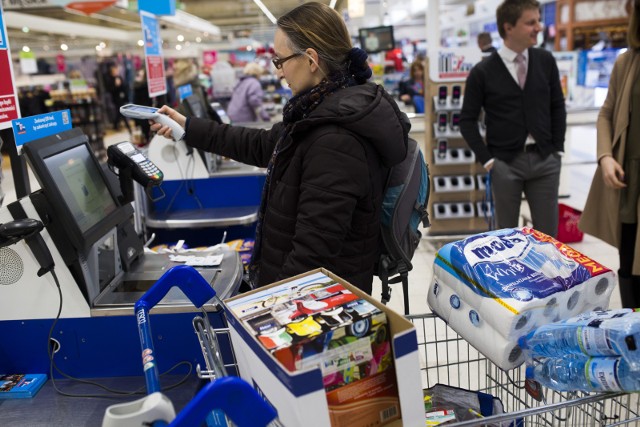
left=125, top=105, right=158, bottom=114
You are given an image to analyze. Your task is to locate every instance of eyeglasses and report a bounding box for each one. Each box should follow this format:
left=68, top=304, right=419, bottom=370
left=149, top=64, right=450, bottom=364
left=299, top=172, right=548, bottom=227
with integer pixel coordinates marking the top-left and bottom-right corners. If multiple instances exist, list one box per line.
left=272, top=52, right=302, bottom=70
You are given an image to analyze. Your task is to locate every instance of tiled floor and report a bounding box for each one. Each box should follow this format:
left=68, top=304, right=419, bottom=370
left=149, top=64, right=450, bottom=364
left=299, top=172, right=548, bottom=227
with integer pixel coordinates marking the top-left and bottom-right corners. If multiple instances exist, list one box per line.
left=1, top=117, right=621, bottom=317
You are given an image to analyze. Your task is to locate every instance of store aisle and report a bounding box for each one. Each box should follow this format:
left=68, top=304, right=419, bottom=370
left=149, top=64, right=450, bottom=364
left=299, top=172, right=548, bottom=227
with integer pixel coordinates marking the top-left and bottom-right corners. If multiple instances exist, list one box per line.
left=371, top=121, right=622, bottom=315
left=1, top=122, right=621, bottom=314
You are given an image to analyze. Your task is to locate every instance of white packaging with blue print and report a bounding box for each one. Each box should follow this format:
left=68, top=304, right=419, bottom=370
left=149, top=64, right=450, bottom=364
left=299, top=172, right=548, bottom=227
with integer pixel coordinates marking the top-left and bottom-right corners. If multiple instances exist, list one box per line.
left=428, top=227, right=616, bottom=371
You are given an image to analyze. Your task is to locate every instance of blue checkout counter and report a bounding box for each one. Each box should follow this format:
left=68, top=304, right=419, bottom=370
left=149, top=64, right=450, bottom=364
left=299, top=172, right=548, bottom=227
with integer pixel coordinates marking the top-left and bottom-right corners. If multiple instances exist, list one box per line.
left=0, top=128, right=242, bottom=393
left=141, top=132, right=266, bottom=248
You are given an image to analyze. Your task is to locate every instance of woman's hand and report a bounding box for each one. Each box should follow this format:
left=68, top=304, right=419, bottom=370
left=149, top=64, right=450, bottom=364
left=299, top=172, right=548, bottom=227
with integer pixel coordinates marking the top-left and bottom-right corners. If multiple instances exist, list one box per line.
left=149, top=105, right=187, bottom=140
left=600, top=155, right=626, bottom=189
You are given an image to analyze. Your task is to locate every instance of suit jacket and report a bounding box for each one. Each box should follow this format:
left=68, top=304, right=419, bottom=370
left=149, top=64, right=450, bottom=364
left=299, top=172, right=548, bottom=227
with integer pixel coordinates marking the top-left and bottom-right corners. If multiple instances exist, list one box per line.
left=579, top=49, right=640, bottom=273
left=459, top=48, right=566, bottom=165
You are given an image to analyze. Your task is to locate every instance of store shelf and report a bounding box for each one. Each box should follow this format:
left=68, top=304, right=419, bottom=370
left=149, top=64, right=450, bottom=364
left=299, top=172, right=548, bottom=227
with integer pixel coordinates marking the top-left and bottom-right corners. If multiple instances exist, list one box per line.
left=555, top=0, right=630, bottom=50
left=425, top=78, right=489, bottom=237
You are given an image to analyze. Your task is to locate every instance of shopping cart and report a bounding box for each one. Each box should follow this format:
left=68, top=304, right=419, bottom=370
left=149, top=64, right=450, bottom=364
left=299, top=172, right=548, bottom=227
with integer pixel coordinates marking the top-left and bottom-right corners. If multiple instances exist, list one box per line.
left=103, top=265, right=282, bottom=427
left=410, top=313, right=640, bottom=426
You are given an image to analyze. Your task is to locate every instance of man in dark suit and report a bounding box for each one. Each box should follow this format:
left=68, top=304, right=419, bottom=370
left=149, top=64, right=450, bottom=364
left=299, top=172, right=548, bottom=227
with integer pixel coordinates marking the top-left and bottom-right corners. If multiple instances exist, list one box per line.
left=460, top=0, right=566, bottom=237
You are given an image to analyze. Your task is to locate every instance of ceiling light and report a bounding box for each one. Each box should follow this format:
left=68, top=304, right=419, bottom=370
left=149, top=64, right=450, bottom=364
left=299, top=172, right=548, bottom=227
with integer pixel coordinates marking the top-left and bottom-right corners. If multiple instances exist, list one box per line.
left=196, top=37, right=202, bottom=43
left=329, top=0, right=337, bottom=8
left=99, top=42, right=106, bottom=48
left=22, top=46, right=30, bottom=52
left=60, top=43, right=68, bottom=51
left=176, top=44, right=182, bottom=51
left=137, top=40, right=144, bottom=47
left=22, top=26, right=29, bottom=33
left=252, top=0, right=277, bottom=24
left=177, top=34, right=184, bottom=42
left=43, top=45, right=50, bottom=51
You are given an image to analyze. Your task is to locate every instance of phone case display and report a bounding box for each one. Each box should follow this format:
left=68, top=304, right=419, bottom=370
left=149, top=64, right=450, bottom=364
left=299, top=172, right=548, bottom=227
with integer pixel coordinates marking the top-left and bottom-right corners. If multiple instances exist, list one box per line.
left=228, top=280, right=400, bottom=426
left=425, top=79, right=490, bottom=235
left=224, top=268, right=424, bottom=427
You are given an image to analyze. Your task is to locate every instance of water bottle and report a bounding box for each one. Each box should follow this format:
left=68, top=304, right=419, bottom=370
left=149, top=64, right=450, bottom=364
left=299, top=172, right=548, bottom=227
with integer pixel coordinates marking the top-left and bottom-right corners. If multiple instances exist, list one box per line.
left=526, top=354, right=640, bottom=392
left=518, top=309, right=640, bottom=369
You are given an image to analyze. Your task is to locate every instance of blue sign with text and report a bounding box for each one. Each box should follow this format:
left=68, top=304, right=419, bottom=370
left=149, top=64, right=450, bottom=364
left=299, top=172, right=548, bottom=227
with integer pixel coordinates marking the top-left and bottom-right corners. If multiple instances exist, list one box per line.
left=139, top=0, right=176, bottom=16
left=12, top=110, right=72, bottom=149
left=178, top=84, right=193, bottom=101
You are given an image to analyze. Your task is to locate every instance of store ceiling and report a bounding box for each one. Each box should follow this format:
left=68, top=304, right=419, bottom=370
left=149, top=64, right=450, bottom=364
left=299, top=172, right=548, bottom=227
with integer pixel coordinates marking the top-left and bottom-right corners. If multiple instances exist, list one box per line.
left=3, top=0, right=469, bottom=55
left=3, top=0, right=343, bottom=54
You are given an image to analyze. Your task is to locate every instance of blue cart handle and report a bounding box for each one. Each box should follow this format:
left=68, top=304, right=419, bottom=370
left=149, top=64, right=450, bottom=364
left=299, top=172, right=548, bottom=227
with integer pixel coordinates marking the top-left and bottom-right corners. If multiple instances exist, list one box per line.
left=170, top=376, right=278, bottom=427
left=134, top=265, right=218, bottom=396
left=135, top=265, right=217, bottom=312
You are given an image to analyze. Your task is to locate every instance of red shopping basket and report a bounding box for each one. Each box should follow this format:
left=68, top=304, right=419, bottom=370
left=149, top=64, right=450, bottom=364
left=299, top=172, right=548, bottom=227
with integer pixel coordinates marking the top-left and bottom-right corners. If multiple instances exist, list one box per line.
left=557, top=203, right=583, bottom=243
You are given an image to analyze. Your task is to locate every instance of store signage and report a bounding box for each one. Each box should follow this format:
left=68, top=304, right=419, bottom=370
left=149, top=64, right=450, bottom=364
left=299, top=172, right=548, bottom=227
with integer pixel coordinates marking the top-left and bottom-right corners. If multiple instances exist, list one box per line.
left=11, top=110, right=72, bottom=151
left=140, top=10, right=167, bottom=98
left=19, top=49, right=37, bottom=74
left=429, top=46, right=481, bottom=83
left=202, top=50, right=217, bottom=67
left=138, top=0, right=174, bottom=16
left=0, top=3, right=20, bottom=129
left=177, top=84, right=192, bottom=101
left=65, top=1, right=117, bottom=15
left=2, top=0, right=113, bottom=9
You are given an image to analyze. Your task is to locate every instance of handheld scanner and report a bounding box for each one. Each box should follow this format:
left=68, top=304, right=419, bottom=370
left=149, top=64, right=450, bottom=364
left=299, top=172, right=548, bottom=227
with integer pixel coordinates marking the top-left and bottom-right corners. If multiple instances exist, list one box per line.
left=120, top=104, right=185, bottom=141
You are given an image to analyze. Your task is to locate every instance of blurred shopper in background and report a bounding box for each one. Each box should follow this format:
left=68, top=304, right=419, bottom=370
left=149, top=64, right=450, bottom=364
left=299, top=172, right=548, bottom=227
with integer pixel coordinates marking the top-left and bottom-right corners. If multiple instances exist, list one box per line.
left=399, top=60, right=425, bottom=113
left=227, top=62, right=270, bottom=123
left=105, top=63, right=132, bottom=133
left=133, top=68, right=152, bottom=144
left=580, top=0, right=640, bottom=308
left=460, top=0, right=566, bottom=237
left=173, top=59, right=212, bottom=117
left=150, top=2, right=409, bottom=294
left=477, top=32, right=498, bottom=55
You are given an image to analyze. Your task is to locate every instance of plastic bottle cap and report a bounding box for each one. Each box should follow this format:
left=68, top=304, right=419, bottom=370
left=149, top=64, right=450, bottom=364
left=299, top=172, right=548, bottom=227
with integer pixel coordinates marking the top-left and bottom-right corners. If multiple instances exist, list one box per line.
left=525, top=365, right=534, bottom=378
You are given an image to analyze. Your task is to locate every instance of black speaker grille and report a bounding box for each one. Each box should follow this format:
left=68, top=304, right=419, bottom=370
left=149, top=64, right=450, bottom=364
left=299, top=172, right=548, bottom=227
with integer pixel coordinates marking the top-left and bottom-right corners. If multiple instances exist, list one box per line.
left=0, top=247, right=24, bottom=286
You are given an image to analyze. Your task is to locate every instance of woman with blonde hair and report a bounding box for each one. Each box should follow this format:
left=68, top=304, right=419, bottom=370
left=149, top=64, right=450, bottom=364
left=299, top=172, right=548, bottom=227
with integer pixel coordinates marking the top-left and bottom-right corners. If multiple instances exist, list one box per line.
left=151, top=2, right=409, bottom=293
left=580, top=0, right=640, bottom=307
left=399, top=60, right=425, bottom=113
left=227, top=62, right=269, bottom=122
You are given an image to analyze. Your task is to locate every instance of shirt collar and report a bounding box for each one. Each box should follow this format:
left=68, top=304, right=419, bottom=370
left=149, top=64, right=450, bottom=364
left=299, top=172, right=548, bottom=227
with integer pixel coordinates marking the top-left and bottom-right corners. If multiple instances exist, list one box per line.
left=499, top=45, right=528, bottom=63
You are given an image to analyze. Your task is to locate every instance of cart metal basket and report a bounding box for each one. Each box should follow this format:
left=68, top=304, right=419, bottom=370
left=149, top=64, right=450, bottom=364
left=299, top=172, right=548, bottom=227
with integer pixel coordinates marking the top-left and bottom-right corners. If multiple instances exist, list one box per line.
left=202, top=311, right=640, bottom=426
left=410, top=312, right=640, bottom=427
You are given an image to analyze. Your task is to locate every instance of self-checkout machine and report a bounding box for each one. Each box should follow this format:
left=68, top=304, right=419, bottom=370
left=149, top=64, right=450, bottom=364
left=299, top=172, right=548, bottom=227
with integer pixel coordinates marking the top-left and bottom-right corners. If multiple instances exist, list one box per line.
left=0, top=110, right=242, bottom=379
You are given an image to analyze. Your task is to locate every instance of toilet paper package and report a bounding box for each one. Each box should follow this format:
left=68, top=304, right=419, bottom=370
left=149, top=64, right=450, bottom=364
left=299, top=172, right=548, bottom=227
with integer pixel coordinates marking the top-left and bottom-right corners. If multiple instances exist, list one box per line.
left=431, top=228, right=615, bottom=338
left=428, top=274, right=525, bottom=370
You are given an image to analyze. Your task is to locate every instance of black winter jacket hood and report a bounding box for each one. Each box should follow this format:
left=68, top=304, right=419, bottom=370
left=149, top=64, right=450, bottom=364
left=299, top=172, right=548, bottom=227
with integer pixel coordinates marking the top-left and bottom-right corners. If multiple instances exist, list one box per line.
left=291, top=83, right=411, bottom=168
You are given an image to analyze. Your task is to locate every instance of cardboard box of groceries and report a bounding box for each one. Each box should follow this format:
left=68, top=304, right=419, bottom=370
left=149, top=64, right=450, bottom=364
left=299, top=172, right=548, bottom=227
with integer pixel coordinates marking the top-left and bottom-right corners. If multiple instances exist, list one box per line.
left=223, top=268, right=423, bottom=427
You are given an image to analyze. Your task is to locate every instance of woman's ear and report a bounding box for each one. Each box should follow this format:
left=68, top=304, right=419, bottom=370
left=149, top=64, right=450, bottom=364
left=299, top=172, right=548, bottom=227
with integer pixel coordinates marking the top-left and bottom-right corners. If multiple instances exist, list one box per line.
left=305, top=48, right=320, bottom=72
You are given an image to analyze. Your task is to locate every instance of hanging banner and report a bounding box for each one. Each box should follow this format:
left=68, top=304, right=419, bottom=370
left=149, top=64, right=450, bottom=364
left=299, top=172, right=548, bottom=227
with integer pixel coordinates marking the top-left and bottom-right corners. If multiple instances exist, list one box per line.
left=19, top=50, right=37, bottom=74
left=140, top=10, right=167, bottom=98
left=138, top=0, right=175, bottom=16
left=0, top=3, right=20, bottom=129
left=65, top=1, right=118, bottom=14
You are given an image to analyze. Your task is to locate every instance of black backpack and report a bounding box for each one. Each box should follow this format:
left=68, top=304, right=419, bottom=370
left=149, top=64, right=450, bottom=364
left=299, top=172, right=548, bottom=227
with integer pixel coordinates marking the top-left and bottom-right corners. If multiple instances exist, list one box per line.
left=376, top=137, right=430, bottom=314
